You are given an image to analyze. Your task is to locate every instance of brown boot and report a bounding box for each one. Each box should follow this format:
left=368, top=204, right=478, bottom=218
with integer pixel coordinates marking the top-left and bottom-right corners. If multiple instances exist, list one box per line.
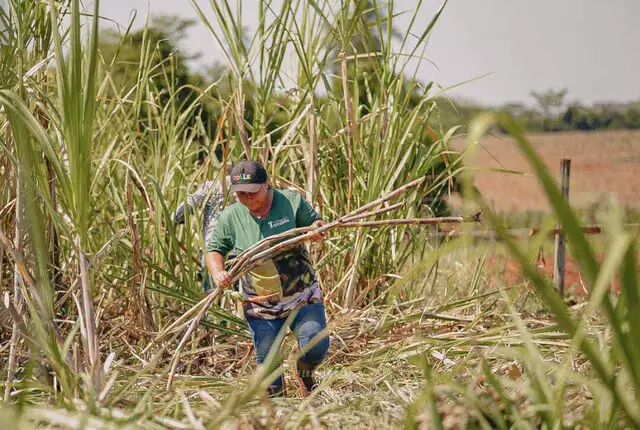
left=294, top=360, right=319, bottom=397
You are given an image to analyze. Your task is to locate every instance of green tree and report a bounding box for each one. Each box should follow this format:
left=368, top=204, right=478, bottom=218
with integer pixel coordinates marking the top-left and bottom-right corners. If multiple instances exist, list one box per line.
left=530, top=87, right=568, bottom=118
left=100, top=15, right=225, bottom=159
left=623, top=107, right=640, bottom=129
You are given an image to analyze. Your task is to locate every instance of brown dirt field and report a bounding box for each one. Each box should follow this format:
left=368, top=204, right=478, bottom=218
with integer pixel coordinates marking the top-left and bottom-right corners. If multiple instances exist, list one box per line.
left=449, top=130, right=640, bottom=212
left=485, top=252, right=631, bottom=297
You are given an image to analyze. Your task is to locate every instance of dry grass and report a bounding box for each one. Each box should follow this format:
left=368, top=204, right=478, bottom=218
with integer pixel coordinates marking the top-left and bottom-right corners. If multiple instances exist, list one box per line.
left=2, top=243, right=591, bottom=429
left=47, top=248, right=593, bottom=429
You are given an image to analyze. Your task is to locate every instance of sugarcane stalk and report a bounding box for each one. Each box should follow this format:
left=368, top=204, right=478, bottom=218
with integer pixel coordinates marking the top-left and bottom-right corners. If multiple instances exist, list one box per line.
left=306, top=105, right=318, bottom=204
left=343, top=176, right=427, bottom=219
left=144, top=297, right=210, bottom=354
left=126, top=174, right=155, bottom=332
left=227, top=225, right=318, bottom=274
left=165, top=286, right=224, bottom=391
left=0, top=226, right=71, bottom=351
left=4, top=167, right=22, bottom=401
left=143, top=285, right=226, bottom=355
left=234, top=89, right=251, bottom=160
left=338, top=216, right=471, bottom=228
left=79, top=250, right=101, bottom=387
left=339, top=50, right=357, bottom=212
left=342, top=201, right=403, bottom=222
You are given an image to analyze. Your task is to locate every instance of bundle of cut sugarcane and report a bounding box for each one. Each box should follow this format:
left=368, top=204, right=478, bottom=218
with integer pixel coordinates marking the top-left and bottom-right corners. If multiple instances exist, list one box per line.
left=162, top=176, right=481, bottom=389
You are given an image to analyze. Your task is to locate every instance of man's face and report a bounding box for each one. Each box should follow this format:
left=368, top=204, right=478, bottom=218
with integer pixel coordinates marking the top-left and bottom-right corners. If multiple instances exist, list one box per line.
left=236, top=183, right=269, bottom=211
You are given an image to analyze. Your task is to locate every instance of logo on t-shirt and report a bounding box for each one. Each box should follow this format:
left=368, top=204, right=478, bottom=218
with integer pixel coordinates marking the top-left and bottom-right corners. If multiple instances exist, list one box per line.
left=268, top=217, right=290, bottom=229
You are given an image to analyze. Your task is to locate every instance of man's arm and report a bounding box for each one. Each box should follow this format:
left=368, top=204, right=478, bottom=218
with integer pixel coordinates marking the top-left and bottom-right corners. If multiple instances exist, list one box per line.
left=295, top=194, right=325, bottom=242
left=205, top=251, right=232, bottom=288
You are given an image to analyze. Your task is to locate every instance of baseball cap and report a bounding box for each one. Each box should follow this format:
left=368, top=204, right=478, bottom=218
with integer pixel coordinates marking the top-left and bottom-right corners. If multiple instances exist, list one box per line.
left=229, top=160, right=268, bottom=193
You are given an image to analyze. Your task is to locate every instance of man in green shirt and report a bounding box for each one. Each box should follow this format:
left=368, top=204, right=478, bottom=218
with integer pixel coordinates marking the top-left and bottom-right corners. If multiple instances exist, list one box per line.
left=206, top=160, right=329, bottom=397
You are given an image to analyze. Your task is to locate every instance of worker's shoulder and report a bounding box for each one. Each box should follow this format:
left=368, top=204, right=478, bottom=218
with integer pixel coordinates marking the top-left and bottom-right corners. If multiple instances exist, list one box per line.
left=217, top=201, right=246, bottom=222
left=275, top=188, right=304, bottom=203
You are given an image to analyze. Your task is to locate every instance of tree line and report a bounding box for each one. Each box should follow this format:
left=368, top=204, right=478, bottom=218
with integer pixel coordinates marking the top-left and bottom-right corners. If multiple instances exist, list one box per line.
left=436, top=88, right=640, bottom=133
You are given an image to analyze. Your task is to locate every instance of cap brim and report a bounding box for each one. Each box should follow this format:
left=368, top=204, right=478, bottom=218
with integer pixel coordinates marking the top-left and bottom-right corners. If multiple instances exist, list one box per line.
left=231, top=183, right=262, bottom=193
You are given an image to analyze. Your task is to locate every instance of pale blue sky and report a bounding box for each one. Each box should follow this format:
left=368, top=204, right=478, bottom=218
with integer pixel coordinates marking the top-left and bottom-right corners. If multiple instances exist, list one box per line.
left=6, top=0, right=640, bottom=106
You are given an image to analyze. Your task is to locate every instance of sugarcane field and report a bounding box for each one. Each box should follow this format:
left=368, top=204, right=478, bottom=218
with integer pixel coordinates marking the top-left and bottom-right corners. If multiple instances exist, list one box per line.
left=2, top=1, right=640, bottom=429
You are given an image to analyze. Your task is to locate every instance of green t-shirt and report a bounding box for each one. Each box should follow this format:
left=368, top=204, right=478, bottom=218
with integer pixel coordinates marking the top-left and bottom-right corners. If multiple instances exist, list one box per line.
left=206, top=189, right=322, bottom=318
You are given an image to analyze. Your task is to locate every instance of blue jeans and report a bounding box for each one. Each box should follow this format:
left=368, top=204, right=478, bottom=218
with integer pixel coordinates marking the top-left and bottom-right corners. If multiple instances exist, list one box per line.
left=246, top=303, right=330, bottom=391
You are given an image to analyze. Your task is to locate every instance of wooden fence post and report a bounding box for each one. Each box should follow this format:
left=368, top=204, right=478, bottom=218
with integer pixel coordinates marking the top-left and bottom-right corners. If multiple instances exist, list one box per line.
left=554, top=159, right=571, bottom=297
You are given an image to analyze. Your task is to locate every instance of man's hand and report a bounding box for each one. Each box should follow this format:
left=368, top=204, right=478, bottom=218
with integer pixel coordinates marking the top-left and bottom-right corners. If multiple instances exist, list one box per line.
left=212, top=270, right=233, bottom=288
left=309, top=220, right=326, bottom=242
left=206, top=252, right=232, bottom=289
